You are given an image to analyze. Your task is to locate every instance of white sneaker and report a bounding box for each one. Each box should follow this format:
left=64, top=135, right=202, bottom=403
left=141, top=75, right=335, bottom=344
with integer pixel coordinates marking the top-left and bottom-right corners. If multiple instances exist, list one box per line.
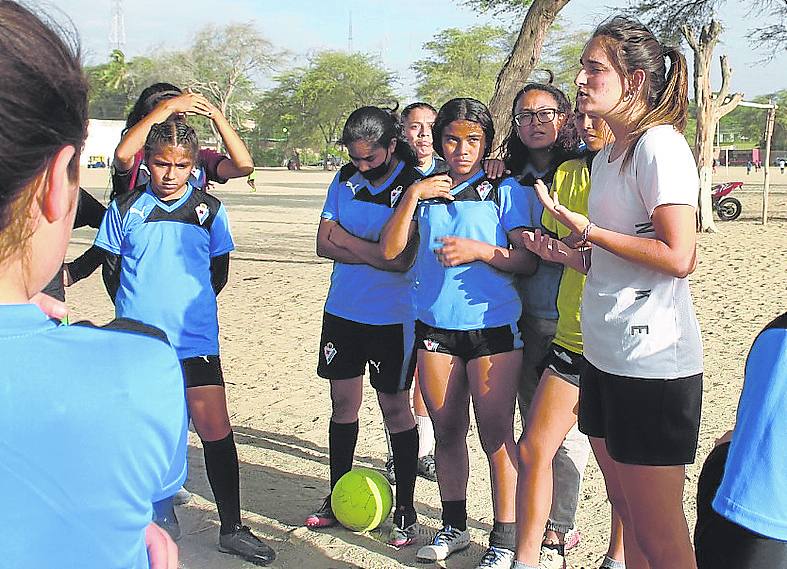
left=539, top=544, right=567, bottom=569
left=476, top=546, right=515, bottom=568
left=416, top=525, right=471, bottom=561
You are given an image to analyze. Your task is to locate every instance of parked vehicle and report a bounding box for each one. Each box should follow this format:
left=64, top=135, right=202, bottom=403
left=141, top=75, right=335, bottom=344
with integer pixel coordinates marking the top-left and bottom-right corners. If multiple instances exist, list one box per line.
left=712, top=181, right=743, bottom=221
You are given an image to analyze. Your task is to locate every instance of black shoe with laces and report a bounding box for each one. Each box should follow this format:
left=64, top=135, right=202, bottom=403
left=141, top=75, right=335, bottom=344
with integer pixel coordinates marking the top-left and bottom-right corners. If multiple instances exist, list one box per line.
left=218, top=523, right=276, bottom=566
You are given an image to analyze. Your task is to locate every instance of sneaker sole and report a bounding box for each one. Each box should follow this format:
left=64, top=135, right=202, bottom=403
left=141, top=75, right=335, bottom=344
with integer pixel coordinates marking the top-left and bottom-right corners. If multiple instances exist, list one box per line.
left=217, top=547, right=274, bottom=566
left=416, top=541, right=470, bottom=562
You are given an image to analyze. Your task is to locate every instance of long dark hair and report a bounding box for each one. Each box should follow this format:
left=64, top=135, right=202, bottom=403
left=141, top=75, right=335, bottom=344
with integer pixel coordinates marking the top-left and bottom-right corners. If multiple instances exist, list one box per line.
left=125, top=82, right=182, bottom=129
left=432, top=98, right=495, bottom=159
left=592, top=16, right=689, bottom=168
left=340, top=105, right=416, bottom=166
left=502, top=83, right=578, bottom=175
left=0, top=1, right=88, bottom=259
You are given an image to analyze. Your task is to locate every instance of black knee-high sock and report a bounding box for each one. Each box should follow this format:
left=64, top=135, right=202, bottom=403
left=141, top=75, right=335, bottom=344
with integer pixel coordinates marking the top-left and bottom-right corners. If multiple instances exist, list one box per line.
left=442, top=500, right=467, bottom=531
left=390, top=426, right=418, bottom=525
left=203, top=432, right=241, bottom=535
left=329, top=420, right=359, bottom=490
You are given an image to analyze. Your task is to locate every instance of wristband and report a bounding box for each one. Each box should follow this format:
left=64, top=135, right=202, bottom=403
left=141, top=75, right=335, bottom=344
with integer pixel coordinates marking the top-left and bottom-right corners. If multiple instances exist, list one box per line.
left=579, top=222, right=595, bottom=246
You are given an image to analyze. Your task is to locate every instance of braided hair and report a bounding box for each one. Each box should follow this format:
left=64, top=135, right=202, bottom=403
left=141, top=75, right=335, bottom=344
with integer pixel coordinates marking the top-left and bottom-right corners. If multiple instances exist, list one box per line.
left=143, top=119, right=200, bottom=166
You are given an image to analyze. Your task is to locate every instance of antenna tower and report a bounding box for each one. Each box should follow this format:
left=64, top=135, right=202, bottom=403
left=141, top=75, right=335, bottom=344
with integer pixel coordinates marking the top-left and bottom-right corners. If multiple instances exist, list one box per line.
left=348, top=11, right=353, bottom=53
left=109, top=0, right=126, bottom=53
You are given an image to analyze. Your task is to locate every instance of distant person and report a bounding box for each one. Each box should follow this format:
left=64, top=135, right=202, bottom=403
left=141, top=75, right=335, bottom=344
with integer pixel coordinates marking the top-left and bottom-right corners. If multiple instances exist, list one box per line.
left=694, top=311, right=787, bottom=568
left=780, top=158, right=785, bottom=174
left=247, top=168, right=257, bottom=192
left=0, top=3, right=186, bottom=568
left=712, top=158, right=717, bottom=173
left=747, top=160, right=753, bottom=175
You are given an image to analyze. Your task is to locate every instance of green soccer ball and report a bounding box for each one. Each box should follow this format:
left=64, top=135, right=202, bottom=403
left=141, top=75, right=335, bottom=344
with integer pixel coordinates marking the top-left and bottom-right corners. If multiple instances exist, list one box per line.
left=331, top=467, right=393, bottom=532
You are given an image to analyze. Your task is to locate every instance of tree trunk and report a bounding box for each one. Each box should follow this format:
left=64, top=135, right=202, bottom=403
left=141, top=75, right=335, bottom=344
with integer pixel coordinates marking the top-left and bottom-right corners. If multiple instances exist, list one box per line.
left=681, top=21, right=742, bottom=233
left=487, top=0, right=571, bottom=152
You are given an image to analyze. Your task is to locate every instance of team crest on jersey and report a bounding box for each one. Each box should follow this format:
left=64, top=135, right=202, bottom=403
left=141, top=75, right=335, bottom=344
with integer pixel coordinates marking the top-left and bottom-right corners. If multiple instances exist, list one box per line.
left=423, top=339, right=439, bottom=352
left=195, top=202, right=210, bottom=225
left=476, top=180, right=493, bottom=200
left=390, top=185, right=403, bottom=207
left=324, top=342, right=337, bottom=364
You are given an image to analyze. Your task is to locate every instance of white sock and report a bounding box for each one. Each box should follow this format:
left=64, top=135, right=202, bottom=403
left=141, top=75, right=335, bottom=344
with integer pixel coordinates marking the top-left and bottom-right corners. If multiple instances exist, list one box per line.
left=512, top=562, right=539, bottom=569
left=600, top=555, right=626, bottom=569
left=415, top=414, right=434, bottom=457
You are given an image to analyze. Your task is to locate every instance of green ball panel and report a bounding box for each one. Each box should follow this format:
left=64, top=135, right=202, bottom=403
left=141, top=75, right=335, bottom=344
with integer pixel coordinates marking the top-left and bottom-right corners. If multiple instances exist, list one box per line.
left=331, top=467, right=393, bottom=532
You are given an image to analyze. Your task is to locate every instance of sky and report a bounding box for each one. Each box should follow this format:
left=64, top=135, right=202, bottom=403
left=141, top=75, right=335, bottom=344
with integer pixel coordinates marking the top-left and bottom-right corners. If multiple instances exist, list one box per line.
left=52, top=0, right=785, bottom=102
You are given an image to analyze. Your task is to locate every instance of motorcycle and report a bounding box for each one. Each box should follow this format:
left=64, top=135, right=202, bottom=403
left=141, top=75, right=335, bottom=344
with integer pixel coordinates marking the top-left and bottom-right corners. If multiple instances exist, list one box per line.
left=711, top=181, right=743, bottom=221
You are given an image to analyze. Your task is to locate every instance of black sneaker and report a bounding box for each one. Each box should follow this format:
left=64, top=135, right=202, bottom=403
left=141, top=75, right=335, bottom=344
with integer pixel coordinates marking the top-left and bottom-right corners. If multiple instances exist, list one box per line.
left=384, top=457, right=397, bottom=485
left=218, top=523, right=276, bottom=566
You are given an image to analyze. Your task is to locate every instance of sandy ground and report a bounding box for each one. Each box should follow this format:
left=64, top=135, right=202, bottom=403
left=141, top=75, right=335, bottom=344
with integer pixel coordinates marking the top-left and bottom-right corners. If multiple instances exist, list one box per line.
left=68, top=166, right=787, bottom=569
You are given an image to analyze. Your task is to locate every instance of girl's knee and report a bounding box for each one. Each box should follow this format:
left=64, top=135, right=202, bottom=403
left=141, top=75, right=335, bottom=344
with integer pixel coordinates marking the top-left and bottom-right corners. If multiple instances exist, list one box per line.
left=516, top=436, right=551, bottom=470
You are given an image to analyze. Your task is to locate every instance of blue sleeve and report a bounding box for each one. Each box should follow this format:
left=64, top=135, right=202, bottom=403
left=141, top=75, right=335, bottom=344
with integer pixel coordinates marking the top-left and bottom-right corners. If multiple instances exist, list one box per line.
left=320, top=172, right=342, bottom=222
left=94, top=201, right=123, bottom=255
left=209, top=204, right=235, bottom=257
left=498, top=178, right=533, bottom=232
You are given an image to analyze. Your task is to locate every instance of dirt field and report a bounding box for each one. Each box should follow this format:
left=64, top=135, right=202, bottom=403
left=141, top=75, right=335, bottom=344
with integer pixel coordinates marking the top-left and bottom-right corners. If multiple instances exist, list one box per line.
left=68, top=166, right=787, bottom=568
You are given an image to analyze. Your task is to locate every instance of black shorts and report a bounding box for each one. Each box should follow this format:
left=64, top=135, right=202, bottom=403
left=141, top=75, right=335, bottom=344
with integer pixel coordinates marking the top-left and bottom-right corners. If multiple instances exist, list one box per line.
left=538, top=343, right=585, bottom=387
left=695, top=443, right=787, bottom=569
left=181, top=355, right=224, bottom=388
left=578, top=363, right=702, bottom=465
left=415, top=320, right=523, bottom=362
left=317, top=312, right=415, bottom=395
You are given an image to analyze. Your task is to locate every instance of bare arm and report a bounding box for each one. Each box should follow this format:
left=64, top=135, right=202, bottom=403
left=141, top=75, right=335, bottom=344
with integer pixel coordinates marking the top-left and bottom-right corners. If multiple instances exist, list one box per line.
left=434, top=228, right=537, bottom=275
left=328, top=222, right=417, bottom=272
left=316, top=219, right=413, bottom=271
left=522, top=229, right=591, bottom=275
left=534, top=179, right=697, bottom=278
left=379, top=175, right=453, bottom=260
left=206, top=102, right=254, bottom=179
left=113, top=93, right=213, bottom=171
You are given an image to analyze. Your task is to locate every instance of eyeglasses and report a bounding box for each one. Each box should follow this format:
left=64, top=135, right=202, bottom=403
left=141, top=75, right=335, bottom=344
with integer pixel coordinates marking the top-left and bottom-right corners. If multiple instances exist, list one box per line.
left=513, top=108, right=560, bottom=127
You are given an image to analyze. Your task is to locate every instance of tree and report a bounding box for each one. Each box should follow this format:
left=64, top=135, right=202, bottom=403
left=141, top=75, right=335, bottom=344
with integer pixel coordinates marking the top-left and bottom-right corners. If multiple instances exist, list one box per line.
left=539, top=25, right=589, bottom=97
left=168, top=23, right=277, bottom=142
left=411, top=25, right=513, bottom=107
left=255, top=51, right=397, bottom=167
left=682, top=21, right=743, bottom=232
left=464, top=0, right=573, bottom=149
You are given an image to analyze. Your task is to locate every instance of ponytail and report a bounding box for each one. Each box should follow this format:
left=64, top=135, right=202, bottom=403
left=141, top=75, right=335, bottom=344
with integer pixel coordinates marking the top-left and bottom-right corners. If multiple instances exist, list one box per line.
left=592, top=16, right=690, bottom=169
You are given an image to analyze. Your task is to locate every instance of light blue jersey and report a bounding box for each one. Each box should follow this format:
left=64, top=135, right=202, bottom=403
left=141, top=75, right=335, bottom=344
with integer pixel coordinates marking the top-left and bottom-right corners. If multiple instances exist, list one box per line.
left=321, top=162, right=422, bottom=325
left=414, top=170, right=530, bottom=330
left=506, top=172, right=563, bottom=320
left=713, top=313, right=787, bottom=540
left=95, top=184, right=234, bottom=358
left=0, top=305, right=187, bottom=569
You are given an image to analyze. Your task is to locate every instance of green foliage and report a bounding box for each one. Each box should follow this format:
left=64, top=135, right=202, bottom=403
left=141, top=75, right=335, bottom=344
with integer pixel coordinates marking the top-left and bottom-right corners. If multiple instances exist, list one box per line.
left=253, top=51, right=397, bottom=161
left=539, top=25, right=589, bottom=100
left=411, top=25, right=513, bottom=107
left=724, top=90, right=787, bottom=148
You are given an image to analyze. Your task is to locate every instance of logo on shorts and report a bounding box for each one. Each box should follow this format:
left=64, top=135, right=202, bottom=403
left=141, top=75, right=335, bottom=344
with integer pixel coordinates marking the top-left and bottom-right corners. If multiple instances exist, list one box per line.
left=323, top=342, right=337, bottom=364
left=195, top=202, right=210, bottom=225
left=390, top=185, right=403, bottom=207
left=369, top=360, right=381, bottom=373
left=476, top=180, right=493, bottom=200
left=423, top=339, right=439, bottom=352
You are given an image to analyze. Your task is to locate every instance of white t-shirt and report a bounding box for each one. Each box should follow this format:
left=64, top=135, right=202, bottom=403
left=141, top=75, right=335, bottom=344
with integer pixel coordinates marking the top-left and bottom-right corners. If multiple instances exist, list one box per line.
left=582, top=125, right=703, bottom=378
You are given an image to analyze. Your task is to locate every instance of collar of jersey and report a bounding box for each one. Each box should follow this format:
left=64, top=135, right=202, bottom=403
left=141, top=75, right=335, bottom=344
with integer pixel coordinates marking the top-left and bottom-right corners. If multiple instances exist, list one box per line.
left=355, top=160, right=405, bottom=195
left=145, top=182, right=194, bottom=212
left=417, top=156, right=436, bottom=176
left=450, top=169, right=485, bottom=196
left=0, top=304, right=58, bottom=336
left=520, top=164, right=550, bottom=180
